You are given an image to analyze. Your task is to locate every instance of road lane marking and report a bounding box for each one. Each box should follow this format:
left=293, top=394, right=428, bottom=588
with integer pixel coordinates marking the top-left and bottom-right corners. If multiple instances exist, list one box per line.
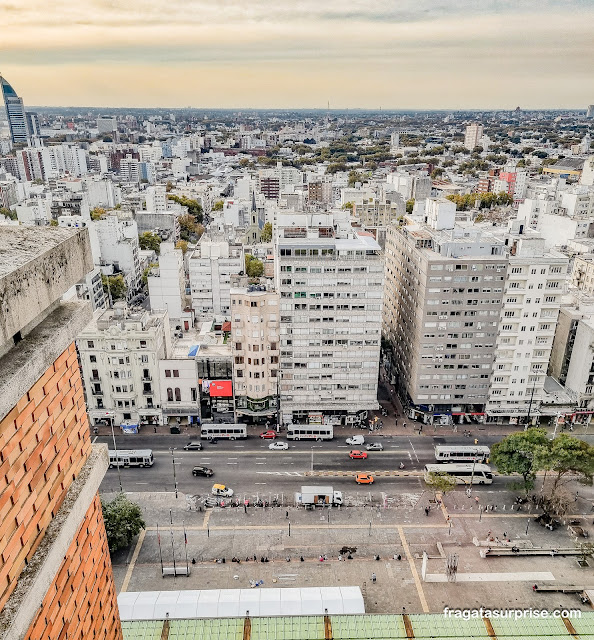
left=398, top=525, right=429, bottom=613
left=227, top=462, right=238, bottom=465
left=120, top=529, right=145, bottom=593
left=408, top=438, right=419, bottom=463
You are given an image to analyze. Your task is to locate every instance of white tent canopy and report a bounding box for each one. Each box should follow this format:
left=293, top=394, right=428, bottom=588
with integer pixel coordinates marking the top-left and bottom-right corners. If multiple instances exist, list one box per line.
left=118, top=587, right=364, bottom=620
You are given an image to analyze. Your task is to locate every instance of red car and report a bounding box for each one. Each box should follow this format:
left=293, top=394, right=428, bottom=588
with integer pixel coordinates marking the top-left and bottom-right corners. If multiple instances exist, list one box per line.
left=259, top=431, right=277, bottom=439
left=349, top=450, right=368, bottom=460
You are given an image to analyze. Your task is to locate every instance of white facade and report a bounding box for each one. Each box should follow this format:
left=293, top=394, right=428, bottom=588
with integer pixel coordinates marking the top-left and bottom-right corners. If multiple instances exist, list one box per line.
left=78, top=305, right=171, bottom=427
left=16, top=196, right=52, bottom=225
left=486, top=235, right=569, bottom=420
left=145, top=185, right=168, bottom=213
left=147, top=242, right=185, bottom=321
left=94, top=215, right=143, bottom=295
left=276, top=214, right=382, bottom=423
left=188, top=235, right=243, bottom=318
left=158, top=358, right=200, bottom=423
left=425, top=197, right=456, bottom=231
left=120, top=155, right=140, bottom=183
left=464, top=123, right=484, bottom=150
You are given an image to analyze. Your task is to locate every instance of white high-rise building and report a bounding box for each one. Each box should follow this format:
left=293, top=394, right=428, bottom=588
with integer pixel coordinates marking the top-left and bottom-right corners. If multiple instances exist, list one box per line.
left=147, top=242, right=186, bottom=322
left=145, top=184, right=168, bottom=214
left=188, top=234, right=244, bottom=318
left=276, top=212, right=382, bottom=426
left=464, top=123, right=484, bottom=150
left=120, top=155, right=140, bottom=183
left=486, top=233, right=568, bottom=422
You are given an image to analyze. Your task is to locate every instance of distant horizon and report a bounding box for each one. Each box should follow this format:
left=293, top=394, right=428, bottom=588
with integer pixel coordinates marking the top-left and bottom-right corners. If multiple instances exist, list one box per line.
left=2, top=1, right=592, bottom=110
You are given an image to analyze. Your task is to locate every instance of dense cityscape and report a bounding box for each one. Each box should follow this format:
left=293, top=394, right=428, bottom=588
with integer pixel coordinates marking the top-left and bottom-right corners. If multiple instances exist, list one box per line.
left=1, top=41, right=594, bottom=640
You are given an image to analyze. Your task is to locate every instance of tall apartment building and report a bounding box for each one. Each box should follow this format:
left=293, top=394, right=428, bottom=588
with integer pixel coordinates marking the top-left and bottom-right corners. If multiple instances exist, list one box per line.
left=97, top=117, right=117, bottom=134
left=464, top=123, right=484, bottom=150
left=188, top=233, right=243, bottom=318
left=486, top=232, right=568, bottom=421
left=147, top=242, right=187, bottom=322
left=0, top=227, right=122, bottom=640
left=383, top=215, right=507, bottom=424
left=94, top=215, right=142, bottom=297
left=230, top=281, right=280, bottom=423
left=276, top=213, right=382, bottom=426
left=119, top=155, right=140, bottom=183
left=258, top=163, right=302, bottom=200
left=387, top=171, right=432, bottom=202
left=77, top=304, right=171, bottom=428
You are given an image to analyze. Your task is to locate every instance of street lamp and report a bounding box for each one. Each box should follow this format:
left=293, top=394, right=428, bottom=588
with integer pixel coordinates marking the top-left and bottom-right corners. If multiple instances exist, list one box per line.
left=169, top=447, right=178, bottom=499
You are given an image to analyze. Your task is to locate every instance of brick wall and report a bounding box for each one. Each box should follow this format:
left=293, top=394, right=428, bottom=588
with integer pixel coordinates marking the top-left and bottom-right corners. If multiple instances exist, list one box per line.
left=0, top=343, right=91, bottom=610
left=23, top=495, right=122, bottom=640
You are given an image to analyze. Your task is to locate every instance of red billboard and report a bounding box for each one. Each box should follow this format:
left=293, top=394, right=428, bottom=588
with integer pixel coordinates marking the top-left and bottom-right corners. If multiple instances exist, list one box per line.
left=209, top=380, right=233, bottom=397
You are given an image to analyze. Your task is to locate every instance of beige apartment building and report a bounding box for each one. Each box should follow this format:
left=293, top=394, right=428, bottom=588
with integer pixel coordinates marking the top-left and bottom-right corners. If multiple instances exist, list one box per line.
left=383, top=214, right=507, bottom=424
left=230, top=280, right=281, bottom=424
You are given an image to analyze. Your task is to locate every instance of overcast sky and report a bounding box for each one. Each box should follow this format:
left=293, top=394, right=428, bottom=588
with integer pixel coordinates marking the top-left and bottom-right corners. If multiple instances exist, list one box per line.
left=1, top=0, right=592, bottom=109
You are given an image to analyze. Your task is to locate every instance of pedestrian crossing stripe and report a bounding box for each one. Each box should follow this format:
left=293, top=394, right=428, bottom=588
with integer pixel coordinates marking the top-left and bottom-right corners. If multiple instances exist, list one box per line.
left=305, top=470, right=424, bottom=477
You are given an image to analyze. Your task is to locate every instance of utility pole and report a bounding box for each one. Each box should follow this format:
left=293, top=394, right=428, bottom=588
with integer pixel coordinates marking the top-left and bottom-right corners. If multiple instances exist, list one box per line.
left=110, top=420, right=123, bottom=493
left=525, top=377, right=537, bottom=428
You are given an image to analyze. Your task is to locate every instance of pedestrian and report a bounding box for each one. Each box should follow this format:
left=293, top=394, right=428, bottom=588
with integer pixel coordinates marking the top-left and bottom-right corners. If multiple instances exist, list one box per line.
left=419, top=425, right=423, bottom=433
left=475, top=496, right=480, bottom=504
left=192, top=558, right=196, bottom=565
left=424, top=506, right=430, bottom=516
left=403, top=422, right=406, bottom=429
left=253, top=555, right=257, bottom=562
left=532, top=584, right=538, bottom=592
left=397, top=554, right=401, bottom=561
left=300, top=556, right=304, bottom=562
left=286, top=510, right=289, bottom=519
left=474, top=438, right=479, bottom=445
left=503, top=531, right=507, bottom=538
left=371, top=573, right=377, bottom=583
left=338, top=554, right=343, bottom=561
left=244, top=504, right=247, bottom=514
left=154, top=426, right=157, bottom=433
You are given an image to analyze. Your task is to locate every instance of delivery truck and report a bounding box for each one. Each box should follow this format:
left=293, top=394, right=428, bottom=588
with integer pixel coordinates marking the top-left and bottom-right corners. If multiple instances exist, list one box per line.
left=295, top=485, right=343, bottom=507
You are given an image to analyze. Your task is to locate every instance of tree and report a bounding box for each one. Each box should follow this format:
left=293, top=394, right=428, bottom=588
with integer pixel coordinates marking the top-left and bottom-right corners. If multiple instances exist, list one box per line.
left=0, top=207, right=16, bottom=220
left=348, top=170, right=363, bottom=187
left=175, top=240, right=189, bottom=255
left=212, top=200, right=224, bottom=211
left=245, top=254, right=264, bottom=278
left=166, top=181, right=173, bottom=192
left=49, top=219, right=58, bottom=227
left=342, top=202, right=354, bottom=211
left=142, top=262, right=158, bottom=286
left=101, top=274, right=127, bottom=300
left=260, top=222, right=272, bottom=243
left=490, top=428, right=550, bottom=493
left=167, top=195, right=203, bottom=222
left=406, top=199, right=415, bottom=214
left=425, top=472, right=456, bottom=498
left=101, top=493, right=145, bottom=553
left=430, top=168, right=444, bottom=179
left=138, top=231, right=162, bottom=254
left=90, top=207, right=107, bottom=221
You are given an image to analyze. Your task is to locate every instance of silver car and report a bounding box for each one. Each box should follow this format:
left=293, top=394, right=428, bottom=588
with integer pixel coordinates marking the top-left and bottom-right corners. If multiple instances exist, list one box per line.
left=365, top=442, right=384, bottom=451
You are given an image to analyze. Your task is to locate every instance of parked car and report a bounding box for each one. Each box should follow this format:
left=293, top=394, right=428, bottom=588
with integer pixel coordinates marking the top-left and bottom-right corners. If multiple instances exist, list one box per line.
left=192, top=466, right=213, bottom=477
left=365, top=442, right=384, bottom=451
left=212, top=483, right=233, bottom=497
left=269, top=442, right=289, bottom=450
left=346, top=435, right=365, bottom=446
left=349, top=450, right=368, bottom=460
left=184, top=442, right=203, bottom=451
left=356, top=473, right=374, bottom=485
left=260, top=431, right=277, bottom=439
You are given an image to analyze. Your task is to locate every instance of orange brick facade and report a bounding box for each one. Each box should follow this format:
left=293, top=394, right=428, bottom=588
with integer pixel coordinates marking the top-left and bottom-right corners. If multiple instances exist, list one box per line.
left=0, top=342, right=122, bottom=639
left=24, top=495, right=122, bottom=640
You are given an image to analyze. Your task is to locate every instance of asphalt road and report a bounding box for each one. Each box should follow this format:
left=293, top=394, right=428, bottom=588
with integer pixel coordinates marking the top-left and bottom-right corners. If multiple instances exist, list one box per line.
left=96, top=432, right=513, bottom=498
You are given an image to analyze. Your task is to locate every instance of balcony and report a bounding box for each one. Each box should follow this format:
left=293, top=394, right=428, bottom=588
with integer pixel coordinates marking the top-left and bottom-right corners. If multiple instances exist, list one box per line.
left=142, top=388, right=153, bottom=395
left=141, top=375, right=152, bottom=381
left=91, top=389, right=103, bottom=396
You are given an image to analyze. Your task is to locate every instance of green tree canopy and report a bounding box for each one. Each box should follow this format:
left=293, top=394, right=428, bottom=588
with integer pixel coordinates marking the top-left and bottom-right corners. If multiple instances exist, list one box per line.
left=406, top=199, right=415, bottom=214
left=260, top=222, right=272, bottom=243
left=491, top=428, right=550, bottom=492
left=167, top=195, right=203, bottom=222
left=245, top=254, right=264, bottom=278
left=138, top=231, right=162, bottom=254
left=90, top=207, right=107, bottom=221
left=212, top=200, right=224, bottom=211
left=101, top=493, right=145, bottom=553
left=341, top=202, right=354, bottom=211
left=425, top=471, right=456, bottom=497
left=540, top=433, right=594, bottom=497
left=175, top=240, right=189, bottom=255
left=0, top=207, right=17, bottom=220
left=142, top=262, right=159, bottom=286
left=101, top=274, right=127, bottom=301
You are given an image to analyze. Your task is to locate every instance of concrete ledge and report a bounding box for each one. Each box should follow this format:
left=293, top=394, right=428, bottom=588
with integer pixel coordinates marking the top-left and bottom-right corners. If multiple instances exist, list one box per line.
left=0, top=444, right=109, bottom=640
left=0, top=227, right=92, bottom=351
left=0, top=300, right=92, bottom=423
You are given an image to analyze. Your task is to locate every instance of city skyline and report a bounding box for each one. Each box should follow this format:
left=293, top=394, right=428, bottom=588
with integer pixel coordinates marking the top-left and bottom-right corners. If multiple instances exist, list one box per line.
left=1, top=0, right=592, bottom=110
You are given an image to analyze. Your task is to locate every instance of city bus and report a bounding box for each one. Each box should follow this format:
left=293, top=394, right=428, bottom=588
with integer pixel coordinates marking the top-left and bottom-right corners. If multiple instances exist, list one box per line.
left=200, top=424, right=248, bottom=440
left=434, top=445, right=490, bottom=463
left=423, top=463, right=493, bottom=485
left=286, top=425, right=334, bottom=441
left=108, top=449, right=154, bottom=468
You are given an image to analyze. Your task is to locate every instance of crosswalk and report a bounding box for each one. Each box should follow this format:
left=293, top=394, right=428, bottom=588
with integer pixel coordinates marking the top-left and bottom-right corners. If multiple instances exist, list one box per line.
left=255, top=471, right=304, bottom=476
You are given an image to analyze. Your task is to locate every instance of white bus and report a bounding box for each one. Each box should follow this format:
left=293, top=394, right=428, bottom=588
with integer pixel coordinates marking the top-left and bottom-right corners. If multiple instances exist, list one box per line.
left=424, top=463, right=493, bottom=485
left=286, top=425, right=334, bottom=441
left=108, top=449, right=154, bottom=468
left=200, top=424, right=248, bottom=440
left=434, top=445, right=490, bottom=463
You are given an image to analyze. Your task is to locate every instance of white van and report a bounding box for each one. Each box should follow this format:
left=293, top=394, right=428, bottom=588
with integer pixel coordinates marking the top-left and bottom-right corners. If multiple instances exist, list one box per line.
left=346, top=435, right=365, bottom=446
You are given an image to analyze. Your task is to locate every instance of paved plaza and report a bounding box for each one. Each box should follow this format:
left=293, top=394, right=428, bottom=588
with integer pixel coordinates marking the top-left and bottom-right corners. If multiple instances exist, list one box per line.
left=108, top=485, right=594, bottom=615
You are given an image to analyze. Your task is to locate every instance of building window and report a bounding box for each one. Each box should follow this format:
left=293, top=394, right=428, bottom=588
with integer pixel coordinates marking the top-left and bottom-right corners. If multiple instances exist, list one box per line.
left=175, top=388, right=181, bottom=401
left=167, top=388, right=173, bottom=402
left=89, top=355, right=97, bottom=363
left=173, top=370, right=179, bottom=377
left=140, top=340, right=147, bottom=348
left=235, top=343, right=242, bottom=350
left=191, top=388, right=197, bottom=401
left=87, top=341, right=95, bottom=348
left=165, top=370, right=171, bottom=377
